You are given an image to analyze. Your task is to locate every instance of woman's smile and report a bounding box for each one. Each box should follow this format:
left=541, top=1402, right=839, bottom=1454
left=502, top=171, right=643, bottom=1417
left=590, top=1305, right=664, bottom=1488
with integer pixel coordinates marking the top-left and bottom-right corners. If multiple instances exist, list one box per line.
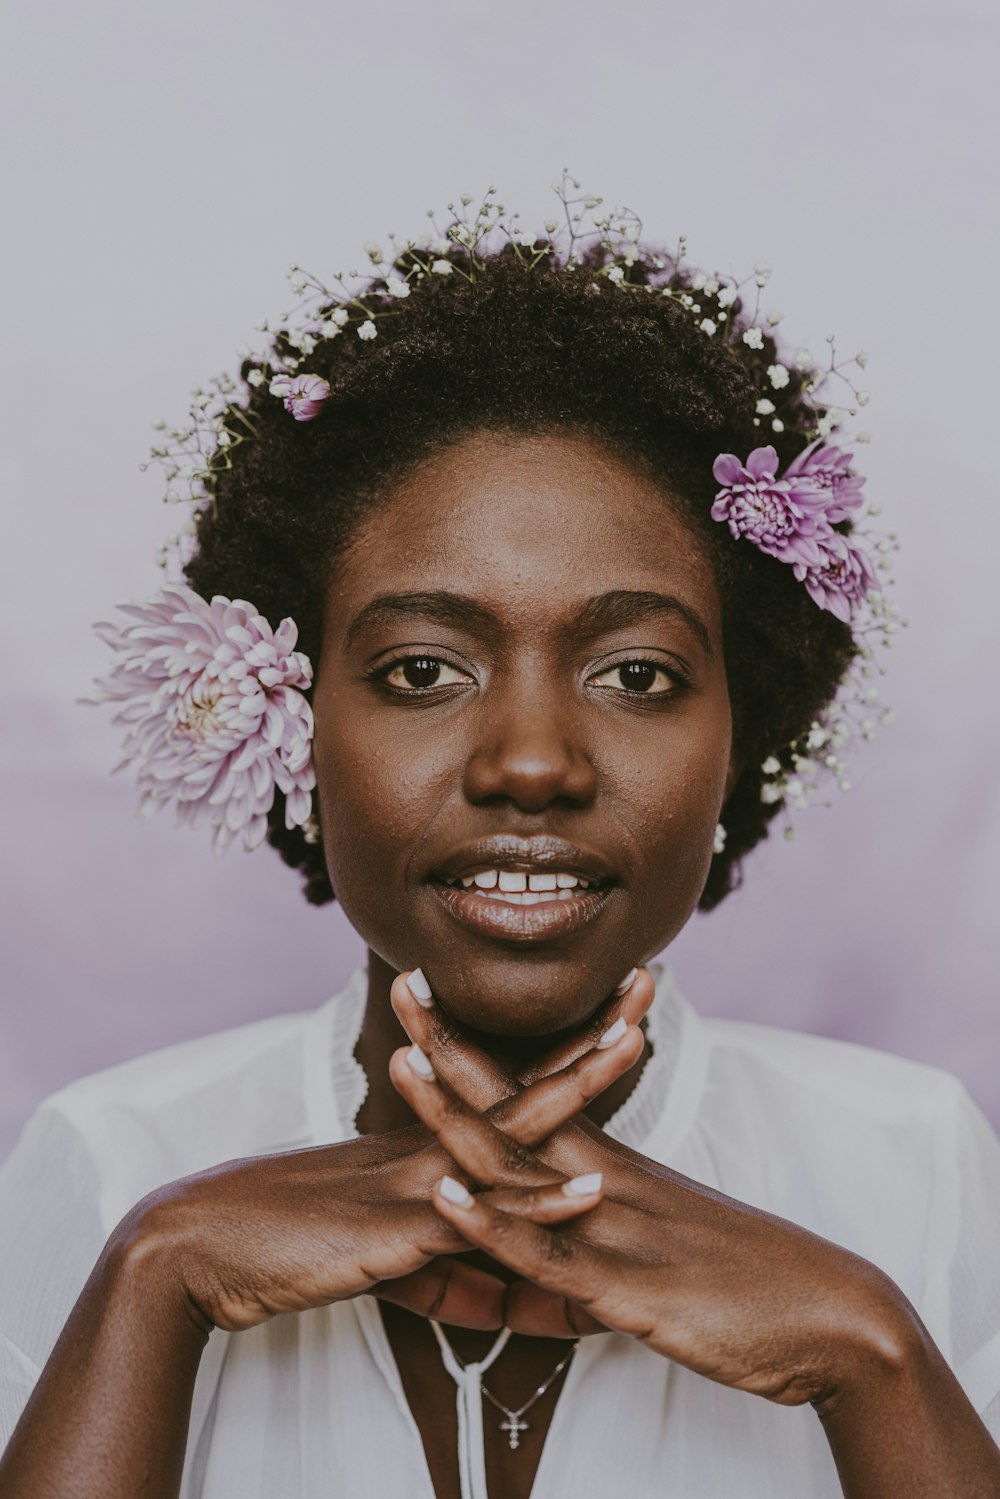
left=312, top=427, right=739, bottom=1037
left=427, top=832, right=616, bottom=942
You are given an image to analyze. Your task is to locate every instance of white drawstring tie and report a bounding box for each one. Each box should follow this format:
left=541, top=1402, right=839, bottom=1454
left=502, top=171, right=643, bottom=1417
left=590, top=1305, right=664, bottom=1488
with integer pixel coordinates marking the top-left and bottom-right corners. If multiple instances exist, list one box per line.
left=430, top=1320, right=512, bottom=1499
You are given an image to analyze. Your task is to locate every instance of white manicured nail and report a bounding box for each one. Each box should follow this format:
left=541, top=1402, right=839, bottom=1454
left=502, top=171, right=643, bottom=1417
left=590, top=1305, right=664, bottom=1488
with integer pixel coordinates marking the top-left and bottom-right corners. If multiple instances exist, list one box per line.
left=439, top=1175, right=473, bottom=1207
left=596, top=1017, right=628, bottom=1049
left=406, top=1044, right=435, bottom=1080
left=562, top=1172, right=603, bottom=1198
left=614, top=967, right=638, bottom=996
left=408, top=968, right=434, bottom=1007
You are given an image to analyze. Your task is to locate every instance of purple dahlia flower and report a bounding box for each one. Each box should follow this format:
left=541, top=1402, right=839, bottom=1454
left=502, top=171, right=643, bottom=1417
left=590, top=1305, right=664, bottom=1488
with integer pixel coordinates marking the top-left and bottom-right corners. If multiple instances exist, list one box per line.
left=711, top=446, right=832, bottom=567
left=89, top=584, right=316, bottom=854
left=792, top=532, right=880, bottom=622
left=783, top=438, right=867, bottom=524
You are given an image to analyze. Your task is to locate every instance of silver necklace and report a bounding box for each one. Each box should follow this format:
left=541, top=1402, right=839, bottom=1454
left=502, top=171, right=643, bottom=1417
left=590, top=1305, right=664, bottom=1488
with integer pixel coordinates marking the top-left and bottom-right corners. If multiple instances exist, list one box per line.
left=431, top=1320, right=580, bottom=1451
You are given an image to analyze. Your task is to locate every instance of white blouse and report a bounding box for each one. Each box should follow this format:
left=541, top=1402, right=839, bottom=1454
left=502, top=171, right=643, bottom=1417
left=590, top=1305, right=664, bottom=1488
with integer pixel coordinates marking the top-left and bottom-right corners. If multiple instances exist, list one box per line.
left=2, top=964, right=1000, bottom=1497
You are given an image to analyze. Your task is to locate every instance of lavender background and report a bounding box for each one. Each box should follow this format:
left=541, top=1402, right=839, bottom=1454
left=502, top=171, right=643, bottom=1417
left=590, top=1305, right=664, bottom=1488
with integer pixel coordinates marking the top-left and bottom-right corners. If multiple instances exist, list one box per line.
left=2, top=0, right=998, bottom=1163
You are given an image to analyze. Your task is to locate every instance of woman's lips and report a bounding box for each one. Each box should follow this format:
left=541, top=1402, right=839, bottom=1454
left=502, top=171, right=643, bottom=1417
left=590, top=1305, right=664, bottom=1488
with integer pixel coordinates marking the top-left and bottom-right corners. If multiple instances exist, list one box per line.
left=430, top=880, right=612, bottom=943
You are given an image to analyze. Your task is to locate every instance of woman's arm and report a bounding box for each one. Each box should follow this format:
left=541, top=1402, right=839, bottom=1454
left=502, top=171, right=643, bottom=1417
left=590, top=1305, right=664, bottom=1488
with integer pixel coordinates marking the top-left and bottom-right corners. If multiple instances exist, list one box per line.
left=815, top=1309, right=1000, bottom=1499
left=0, top=1217, right=208, bottom=1499
left=0, top=982, right=646, bottom=1495
left=389, top=982, right=1000, bottom=1497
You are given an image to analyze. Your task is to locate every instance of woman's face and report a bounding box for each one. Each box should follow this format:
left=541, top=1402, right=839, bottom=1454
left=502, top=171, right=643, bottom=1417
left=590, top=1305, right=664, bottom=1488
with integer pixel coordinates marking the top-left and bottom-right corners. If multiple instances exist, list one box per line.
left=312, top=430, right=737, bottom=1037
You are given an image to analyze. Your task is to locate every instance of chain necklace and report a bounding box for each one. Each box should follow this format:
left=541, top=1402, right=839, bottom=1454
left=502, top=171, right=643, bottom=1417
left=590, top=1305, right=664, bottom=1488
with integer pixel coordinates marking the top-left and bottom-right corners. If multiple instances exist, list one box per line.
left=430, top=1320, right=580, bottom=1452
left=479, top=1343, right=579, bottom=1449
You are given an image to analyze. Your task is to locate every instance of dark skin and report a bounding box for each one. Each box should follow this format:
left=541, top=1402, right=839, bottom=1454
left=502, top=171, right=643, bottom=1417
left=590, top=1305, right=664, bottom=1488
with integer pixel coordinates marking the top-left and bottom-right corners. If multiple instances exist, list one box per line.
left=2, top=429, right=999, bottom=1498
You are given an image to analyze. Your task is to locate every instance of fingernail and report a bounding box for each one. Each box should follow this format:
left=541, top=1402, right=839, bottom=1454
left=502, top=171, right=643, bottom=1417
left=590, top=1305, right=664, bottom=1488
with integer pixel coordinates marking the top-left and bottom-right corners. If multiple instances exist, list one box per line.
left=596, top=1017, right=628, bottom=1049
left=614, top=967, right=638, bottom=996
left=439, top=1174, right=473, bottom=1207
left=562, top=1172, right=603, bottom=1198
left=407, top=968, right=434, bottom=1007
left=406, top=1044, right=435, bottom=1080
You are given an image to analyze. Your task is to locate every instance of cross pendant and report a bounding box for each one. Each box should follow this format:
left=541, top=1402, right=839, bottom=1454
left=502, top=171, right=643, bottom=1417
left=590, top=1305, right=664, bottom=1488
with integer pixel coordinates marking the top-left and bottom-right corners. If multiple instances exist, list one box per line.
left=500, top=1413, right=529, bottom=1450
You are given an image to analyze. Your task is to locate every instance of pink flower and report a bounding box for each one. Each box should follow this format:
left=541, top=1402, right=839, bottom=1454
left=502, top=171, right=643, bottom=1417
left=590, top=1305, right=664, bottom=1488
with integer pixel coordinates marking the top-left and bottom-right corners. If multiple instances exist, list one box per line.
left=711, top=446, right=831, bottom=567
left=783, top=438, right=866, bottom=523
left=88, top=584, right=316, bottom=854
left=269, top=372, right=330, bottom=422
left=792, top=532, right=880, bottom=622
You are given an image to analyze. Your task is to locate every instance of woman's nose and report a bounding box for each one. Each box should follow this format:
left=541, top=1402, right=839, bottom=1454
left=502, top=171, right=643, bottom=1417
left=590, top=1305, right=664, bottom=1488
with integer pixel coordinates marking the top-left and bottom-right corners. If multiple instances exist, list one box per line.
left=462, top=692, right=598, bottom=813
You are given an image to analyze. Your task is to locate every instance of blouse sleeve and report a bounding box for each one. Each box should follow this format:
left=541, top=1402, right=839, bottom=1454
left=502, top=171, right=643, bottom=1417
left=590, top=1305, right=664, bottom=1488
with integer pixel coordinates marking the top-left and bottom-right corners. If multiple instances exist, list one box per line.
left=926, top=1077, right=1000, bottom=1438
left=0, top=1101, right=110, bottom=1449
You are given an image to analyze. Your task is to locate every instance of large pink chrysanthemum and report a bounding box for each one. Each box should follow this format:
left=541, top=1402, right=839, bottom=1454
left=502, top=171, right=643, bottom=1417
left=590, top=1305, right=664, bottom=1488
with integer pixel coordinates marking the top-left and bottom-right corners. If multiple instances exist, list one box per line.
left=783, top=438, right=867, bottom=523
left=711, top=446, right=832, bottom=566
left=89, top=584, right=316, bottom=854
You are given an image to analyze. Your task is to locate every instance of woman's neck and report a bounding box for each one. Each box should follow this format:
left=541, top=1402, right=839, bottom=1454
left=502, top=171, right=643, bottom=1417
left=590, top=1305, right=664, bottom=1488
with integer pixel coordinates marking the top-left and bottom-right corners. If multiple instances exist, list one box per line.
left=354, top=950, right=650, bottom=1136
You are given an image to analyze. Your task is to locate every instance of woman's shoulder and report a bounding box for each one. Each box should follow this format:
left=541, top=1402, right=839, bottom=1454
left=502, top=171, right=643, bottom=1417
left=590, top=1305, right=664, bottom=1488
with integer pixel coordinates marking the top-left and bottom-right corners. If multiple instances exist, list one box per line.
left=697, top=1001, right=978, bottom=1127
left=3, top=969, right=367, bottom=1230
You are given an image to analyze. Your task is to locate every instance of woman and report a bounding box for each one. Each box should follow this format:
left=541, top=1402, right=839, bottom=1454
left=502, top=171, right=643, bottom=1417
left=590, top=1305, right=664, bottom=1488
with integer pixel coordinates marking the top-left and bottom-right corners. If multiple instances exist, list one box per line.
left=2, top=186, right=999, bottom=1497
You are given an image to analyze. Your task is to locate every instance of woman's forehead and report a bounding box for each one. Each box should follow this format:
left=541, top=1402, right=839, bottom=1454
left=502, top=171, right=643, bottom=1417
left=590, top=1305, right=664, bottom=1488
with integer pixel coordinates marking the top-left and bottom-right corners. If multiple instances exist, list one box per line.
left=329, top=430, right=722, bottom=634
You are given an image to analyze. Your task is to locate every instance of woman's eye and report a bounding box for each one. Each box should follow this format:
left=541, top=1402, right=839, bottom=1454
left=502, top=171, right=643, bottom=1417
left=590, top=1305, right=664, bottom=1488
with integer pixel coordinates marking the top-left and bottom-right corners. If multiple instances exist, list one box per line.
left=590, top=661, right=677, bottom=695
left=381, top=657, right=470, bottom=690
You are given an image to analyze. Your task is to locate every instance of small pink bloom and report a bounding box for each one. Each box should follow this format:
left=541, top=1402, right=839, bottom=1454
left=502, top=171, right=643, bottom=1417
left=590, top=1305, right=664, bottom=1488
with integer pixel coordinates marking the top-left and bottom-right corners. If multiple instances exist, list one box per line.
left=792, top=532, right=880, bottom=622
left=269, top=372, right=330, bottom=422
left=88, top=584, right=316, bottom=854
left=783, top=438, right=866, bottom=523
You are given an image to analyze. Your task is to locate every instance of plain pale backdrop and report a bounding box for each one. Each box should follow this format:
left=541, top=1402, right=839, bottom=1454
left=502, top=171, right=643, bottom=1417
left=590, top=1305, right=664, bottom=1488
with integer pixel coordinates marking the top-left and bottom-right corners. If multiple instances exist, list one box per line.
left=2, top=0, right=998, bottom=1161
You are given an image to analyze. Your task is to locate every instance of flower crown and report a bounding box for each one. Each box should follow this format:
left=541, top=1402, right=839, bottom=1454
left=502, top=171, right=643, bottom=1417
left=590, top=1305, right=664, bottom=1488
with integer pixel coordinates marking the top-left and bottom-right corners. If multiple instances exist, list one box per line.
left=90, top=174, right=901, bottom=859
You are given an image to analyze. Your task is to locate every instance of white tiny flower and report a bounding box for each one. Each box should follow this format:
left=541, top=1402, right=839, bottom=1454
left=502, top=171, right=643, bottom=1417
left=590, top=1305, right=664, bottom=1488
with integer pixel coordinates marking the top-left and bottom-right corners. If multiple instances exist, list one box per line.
left=622, top=245, right=640, bottom=265
left=761, top=755, right=782, bottom=775
left=742, top=327, right=764, bottom=349
left=856, top=390, right=870, bottom=406
left=329, top=307, right=349, bottom=327
left=771, top=418, right=784, bottom=432
left=766, top=310, right=783, bottom=326
left=365, top=242, right=384, bottom=264
left=357, top=319, right=378, bottom=341
left=755, top=397, right=776, bottom=415
left=699, top=318, right=717, bottom=336
left=254, top=320, right=269, bottom=333
left=386, top=275, right=411, bottom=299
left=323, top=321, right=342, bottom=339
left=299, top=333, right=317, bottom=355
left=713, top=823, right=727, bottom=855
left=703, top=277, right=719, bottom=296
left=761, top=782, right=784, bottom=805
left=795, top=349, right=813, bottom=370
left=607, top=265, right=626, bottom=284
left=856, top=351, right=868, bottom=368
left=767, top=363, right=790, bottom=389
left=517, top=231, right=536, bottom=247
left=806, top=726, right=829, bottom=751
left=217, top=430, right=231, bottom=447
left=691, top=273, right=706, bottom=291
left=431, top=258, right=453, bottom=275
left=717, top=284, right=737, bottom=308
left=544, top=220, right=559, bottom=234
left=754, top=262, right=772, bottom=277
left=288, top=272, right=307, bottom=295
left=816, top=413, right=835, bottom=436
left=880, top=708, right=897, bottom=727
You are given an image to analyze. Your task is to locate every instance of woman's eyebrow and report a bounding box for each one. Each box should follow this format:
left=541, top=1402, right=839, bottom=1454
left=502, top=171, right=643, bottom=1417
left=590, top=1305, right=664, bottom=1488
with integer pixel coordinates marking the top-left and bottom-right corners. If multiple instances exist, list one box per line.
left=576, top=590, right=714, bottom=659
left=345, top=588, right=713, bottom=658
left=345, top=591, right=500, bottom=646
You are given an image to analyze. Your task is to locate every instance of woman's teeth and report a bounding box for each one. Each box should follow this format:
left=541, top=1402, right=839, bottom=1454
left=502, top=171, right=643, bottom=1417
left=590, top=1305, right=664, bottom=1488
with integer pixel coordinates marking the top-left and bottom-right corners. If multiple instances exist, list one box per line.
left=446, top=870, right=597, bottom=904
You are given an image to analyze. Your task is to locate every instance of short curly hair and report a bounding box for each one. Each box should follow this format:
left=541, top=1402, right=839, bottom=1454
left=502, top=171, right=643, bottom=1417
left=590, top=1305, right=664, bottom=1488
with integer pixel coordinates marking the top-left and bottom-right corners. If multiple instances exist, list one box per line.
left=184, top=239, right=856, bottom=910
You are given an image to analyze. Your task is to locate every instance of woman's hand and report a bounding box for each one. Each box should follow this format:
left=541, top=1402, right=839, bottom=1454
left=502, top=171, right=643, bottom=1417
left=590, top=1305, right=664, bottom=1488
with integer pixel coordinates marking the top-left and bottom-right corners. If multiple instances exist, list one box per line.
left=122, top=971, right=649, bottom=1337
left=391, top=966, right=916, bottom=1406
